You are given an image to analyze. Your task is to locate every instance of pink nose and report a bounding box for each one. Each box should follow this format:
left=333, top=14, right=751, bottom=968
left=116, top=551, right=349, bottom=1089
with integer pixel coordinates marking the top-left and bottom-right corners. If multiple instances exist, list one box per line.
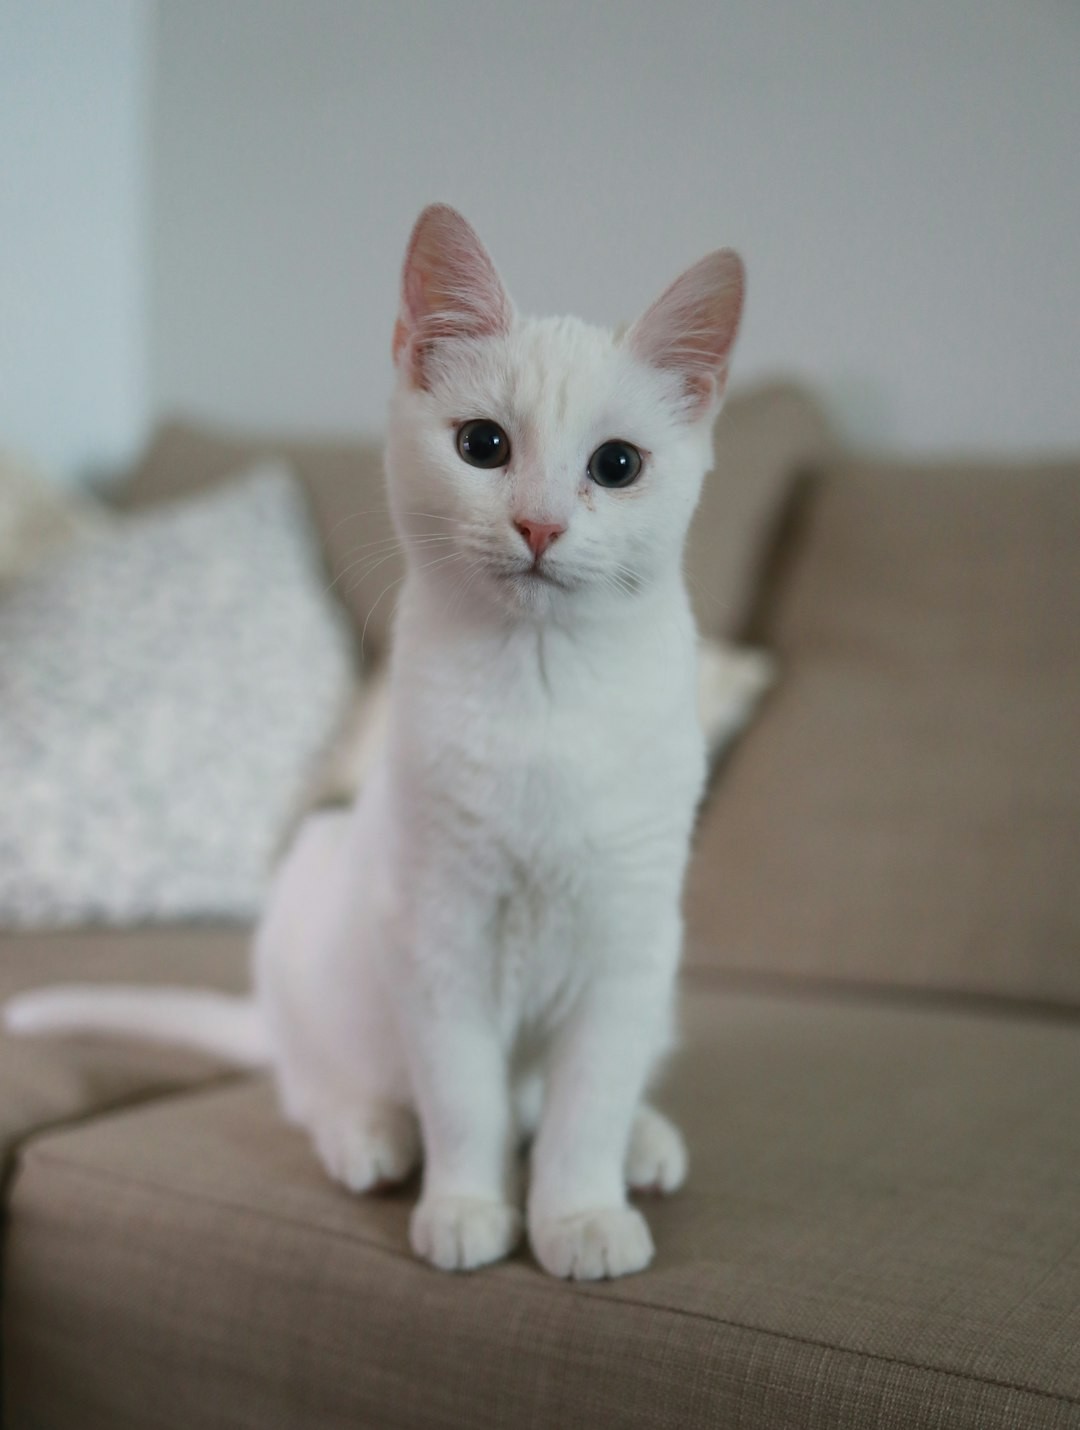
left=514, top=518, right=565, bottom=560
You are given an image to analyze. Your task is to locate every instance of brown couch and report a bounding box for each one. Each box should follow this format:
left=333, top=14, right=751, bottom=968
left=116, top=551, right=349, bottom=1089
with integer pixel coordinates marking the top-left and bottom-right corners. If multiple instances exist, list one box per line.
left=3, top=387, right=1078, bottom=1430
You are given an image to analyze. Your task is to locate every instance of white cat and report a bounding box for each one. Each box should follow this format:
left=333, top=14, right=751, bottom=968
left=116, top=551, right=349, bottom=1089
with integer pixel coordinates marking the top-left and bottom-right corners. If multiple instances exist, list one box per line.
left=4, top=205, right=745, bottom=1280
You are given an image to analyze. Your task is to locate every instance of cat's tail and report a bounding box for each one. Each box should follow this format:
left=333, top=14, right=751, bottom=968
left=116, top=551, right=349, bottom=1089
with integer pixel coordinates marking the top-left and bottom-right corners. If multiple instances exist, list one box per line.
left=2, top=985, right=269, bottom=1068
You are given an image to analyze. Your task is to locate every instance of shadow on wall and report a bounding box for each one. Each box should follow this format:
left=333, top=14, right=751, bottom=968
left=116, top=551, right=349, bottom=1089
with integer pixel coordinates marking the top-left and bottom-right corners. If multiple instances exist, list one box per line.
left=827, top=379, right=899, bottom=451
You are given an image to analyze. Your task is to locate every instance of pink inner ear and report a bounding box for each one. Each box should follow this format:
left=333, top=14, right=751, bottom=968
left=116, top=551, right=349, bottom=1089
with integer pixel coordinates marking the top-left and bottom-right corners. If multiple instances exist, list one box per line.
left=627, top=249, right=745, bottom=418
left=395, top=205, right=513, bottom=387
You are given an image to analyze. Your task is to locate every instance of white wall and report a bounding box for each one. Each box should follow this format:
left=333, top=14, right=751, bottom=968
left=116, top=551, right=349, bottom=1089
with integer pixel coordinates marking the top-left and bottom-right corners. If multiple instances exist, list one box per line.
left=148, top=0, right=1080, bottom=455
left=6, top=3, right=1076, bottom=470
left=0, top=0, right=151, bottom=483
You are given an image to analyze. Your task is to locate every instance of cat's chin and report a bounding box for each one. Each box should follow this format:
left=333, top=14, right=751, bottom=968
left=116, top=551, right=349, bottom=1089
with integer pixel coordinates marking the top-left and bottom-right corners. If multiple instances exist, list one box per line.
left=494, top=570, right=565, bottom=616
left=511, top=566, right=571, bottom=592
left=450, top=557, right=575, bottom=613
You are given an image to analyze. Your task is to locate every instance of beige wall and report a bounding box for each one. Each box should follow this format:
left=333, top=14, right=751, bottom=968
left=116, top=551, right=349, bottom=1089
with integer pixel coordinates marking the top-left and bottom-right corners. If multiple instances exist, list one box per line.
left=148, top=0, right=1080, bottom=455
left=7, top=1, right=1079, bottom=477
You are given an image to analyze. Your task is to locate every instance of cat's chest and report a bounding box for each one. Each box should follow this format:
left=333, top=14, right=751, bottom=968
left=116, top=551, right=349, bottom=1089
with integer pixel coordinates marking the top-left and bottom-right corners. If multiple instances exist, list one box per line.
left=394, top=613, right=704, bottom=898
left=417, top=691, right=704, bottom=956
left=436, top=689, right=675, bottom=854
left=388, top=640, right=702, bottom=1033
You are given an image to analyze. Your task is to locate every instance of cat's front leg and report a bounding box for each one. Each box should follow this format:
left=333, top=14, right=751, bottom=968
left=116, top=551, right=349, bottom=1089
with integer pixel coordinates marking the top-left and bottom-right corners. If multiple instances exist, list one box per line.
left=528, top=941, right=679, bottom=1281
left=393, top=951, right=522, bottom=1273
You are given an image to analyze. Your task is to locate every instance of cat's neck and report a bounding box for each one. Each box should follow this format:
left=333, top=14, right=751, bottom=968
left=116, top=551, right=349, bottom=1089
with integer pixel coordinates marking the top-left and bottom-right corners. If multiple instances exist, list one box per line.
left=393, top=559, right=695, bottom=693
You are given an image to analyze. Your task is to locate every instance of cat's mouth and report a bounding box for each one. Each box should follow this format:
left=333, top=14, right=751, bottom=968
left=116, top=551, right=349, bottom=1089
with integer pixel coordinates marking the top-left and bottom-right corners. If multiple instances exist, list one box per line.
left=519, top=565, right=563, bottom=586
left=505, top=561, right=574, bottom=592
left=481, top=553, right=574, bottom=591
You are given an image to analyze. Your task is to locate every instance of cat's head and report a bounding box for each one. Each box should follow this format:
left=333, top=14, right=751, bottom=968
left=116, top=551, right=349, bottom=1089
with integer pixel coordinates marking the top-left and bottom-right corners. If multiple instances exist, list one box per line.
left=386, top=204, right=743, bottom=619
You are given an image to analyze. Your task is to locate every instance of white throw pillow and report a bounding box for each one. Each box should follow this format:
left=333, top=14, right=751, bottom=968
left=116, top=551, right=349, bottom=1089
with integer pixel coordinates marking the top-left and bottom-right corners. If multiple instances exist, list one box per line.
left=0, top=465, right=355, bottom=927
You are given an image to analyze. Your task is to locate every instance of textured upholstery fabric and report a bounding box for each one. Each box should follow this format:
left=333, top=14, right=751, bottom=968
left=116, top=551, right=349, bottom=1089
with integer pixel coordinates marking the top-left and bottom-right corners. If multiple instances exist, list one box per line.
left=684, top=457, right=1080, bottom=1007
left=5, top=983, right=1080, bottom=1429
left=121, top=381, right=834, bottom=658
left=0, top=927, right=248, bottom=1176
left=687, top=379, right=835, bottom=640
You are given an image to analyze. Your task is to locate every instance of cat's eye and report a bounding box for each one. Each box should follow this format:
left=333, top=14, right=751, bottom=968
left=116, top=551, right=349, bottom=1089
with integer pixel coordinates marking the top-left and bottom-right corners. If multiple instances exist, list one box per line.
left=588, top=440, right=643, bottom=489
left=456, top=419, right=511, bottom=469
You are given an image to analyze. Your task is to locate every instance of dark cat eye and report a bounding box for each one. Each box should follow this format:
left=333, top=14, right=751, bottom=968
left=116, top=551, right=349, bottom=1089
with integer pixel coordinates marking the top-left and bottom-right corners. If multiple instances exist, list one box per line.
left=456, top=419, right=511, bottom=469
left=588, top=440, right=643, bottom=489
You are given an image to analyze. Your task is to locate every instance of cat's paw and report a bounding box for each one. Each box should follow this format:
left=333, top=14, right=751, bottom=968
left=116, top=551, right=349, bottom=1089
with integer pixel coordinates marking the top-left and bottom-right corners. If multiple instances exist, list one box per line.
left=625, top=1105, right=688, bottom=1195
left=311, top=1103, right=420, bottom=1193
left=530, top=1206, right=654, bottom=1280
left=410, top=1196, right=523, bottom=1272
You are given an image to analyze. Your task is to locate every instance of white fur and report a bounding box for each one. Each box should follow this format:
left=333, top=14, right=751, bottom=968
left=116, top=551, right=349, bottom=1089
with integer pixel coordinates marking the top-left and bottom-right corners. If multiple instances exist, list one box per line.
left=4, top=207, right=744, bottom=1281
left=3, top=984, right=268, bottom=1065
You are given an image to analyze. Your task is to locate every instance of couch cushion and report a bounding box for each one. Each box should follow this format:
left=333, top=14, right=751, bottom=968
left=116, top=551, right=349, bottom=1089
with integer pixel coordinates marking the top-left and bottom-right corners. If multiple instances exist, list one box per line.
left=120, top=381, right=834, bottom=658
left=5, top=982, right=1079, bottom=1429
left=0, top=927, right=249, bottom=1176
left=688, top=379, right=835, bottom=641
left=685, top=457, right=1080, bottom=1008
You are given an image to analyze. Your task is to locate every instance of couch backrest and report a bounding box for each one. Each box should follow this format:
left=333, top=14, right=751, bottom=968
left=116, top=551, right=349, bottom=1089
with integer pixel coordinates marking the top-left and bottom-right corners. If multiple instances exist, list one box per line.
left=685, top=454, right=1080, bottom=1010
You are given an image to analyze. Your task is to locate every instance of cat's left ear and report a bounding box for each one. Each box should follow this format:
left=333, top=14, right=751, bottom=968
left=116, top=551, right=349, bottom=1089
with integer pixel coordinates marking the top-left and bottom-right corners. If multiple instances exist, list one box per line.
left=393, top=204, right=514, bottom=389
left=626, top=249, right=745, bottom=420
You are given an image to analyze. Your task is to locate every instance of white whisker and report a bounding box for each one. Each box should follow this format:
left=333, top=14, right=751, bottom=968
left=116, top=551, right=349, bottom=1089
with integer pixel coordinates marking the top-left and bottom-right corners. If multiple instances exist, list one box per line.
left=330, top=535, right=456, bottom=596
left=360, top=549, right=466, bottom=660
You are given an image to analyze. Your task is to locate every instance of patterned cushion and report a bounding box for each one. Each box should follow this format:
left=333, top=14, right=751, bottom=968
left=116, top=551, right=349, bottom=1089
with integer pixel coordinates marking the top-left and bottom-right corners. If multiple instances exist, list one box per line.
left=0, top=466, right=354, bottom=927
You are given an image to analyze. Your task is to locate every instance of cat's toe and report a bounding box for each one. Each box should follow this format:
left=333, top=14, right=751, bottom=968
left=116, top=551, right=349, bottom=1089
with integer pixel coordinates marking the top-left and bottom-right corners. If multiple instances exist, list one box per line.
left=410, top=1196, right=523, bottom=1271
left=530, top=1206, right=654, bottom=1280
left=312, top=1103, right=420, bottom=1193
left=625, top=1106, right=688, bottom=1195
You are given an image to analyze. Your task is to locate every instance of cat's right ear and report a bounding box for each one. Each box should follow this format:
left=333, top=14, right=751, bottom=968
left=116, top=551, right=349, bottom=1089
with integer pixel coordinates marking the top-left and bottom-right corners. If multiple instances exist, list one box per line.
left=393, top=205, right=514, bottom=388
left=625, top=249, right=745, bottom=421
